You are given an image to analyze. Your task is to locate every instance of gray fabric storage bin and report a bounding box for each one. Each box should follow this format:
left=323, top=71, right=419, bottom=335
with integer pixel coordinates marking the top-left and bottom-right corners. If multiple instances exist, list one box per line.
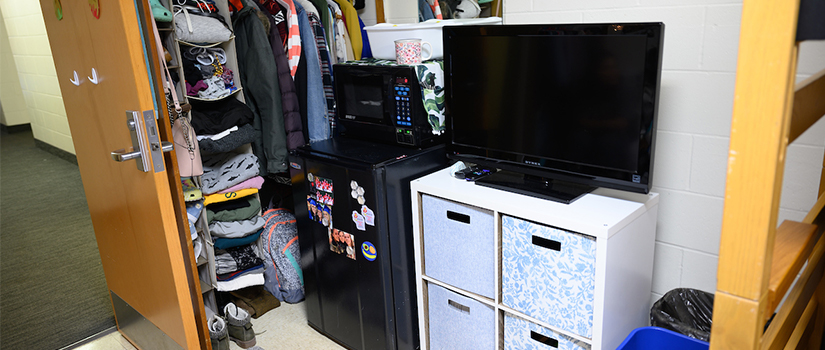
left=428, top=283, right=495, bottom=350
left=422, top=194, right=495, bottom=299
left=504, top=313, right=591, bottom=350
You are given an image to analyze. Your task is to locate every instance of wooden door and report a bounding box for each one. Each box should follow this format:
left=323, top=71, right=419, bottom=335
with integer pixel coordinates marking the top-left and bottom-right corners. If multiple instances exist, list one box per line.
left=40, top=1, right=207, bottom=349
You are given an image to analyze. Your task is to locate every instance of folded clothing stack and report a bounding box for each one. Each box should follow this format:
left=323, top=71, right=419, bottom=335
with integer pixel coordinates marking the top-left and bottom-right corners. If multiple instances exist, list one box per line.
left=201, top=152, right=260, bottom=195
left=191, top=99, right=256, bottom=155
left=215, top=245, right=264, bottom=292
left=203, top=170, right=267, bottom=292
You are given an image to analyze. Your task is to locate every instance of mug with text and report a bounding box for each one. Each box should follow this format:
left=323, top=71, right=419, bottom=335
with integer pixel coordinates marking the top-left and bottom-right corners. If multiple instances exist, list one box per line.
left=395, top=39, right=433, bottom=65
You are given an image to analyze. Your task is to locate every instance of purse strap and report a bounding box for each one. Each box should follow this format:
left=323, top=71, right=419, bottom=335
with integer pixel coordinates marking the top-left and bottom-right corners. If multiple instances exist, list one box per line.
left=150, top=10, right=182, bottom=116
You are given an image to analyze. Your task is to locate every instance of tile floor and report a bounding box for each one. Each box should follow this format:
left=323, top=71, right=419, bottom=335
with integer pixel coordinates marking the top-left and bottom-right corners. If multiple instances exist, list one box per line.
left=65, top=301, right=345, bottom=350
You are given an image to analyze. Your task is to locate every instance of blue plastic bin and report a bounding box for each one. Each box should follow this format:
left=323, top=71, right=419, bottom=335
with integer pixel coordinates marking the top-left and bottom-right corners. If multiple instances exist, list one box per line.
left=618, top=327, right=709, bottom=350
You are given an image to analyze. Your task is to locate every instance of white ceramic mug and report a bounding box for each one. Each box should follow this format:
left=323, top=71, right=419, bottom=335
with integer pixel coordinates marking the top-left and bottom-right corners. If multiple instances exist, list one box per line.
left=395, top=39, right=433, bottom=65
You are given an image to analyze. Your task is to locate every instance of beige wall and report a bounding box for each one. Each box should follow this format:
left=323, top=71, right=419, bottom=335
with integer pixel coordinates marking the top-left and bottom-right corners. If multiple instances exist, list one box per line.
left=0, top=11, right=28, bottom=127
left=0, top=0, right=73, bottom=154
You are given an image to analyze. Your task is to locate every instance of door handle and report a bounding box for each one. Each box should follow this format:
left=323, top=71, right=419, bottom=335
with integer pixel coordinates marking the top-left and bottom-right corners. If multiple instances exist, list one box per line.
left=111, top=141, right=173, bottom=162
left=110, top=111, right=173, bottom=173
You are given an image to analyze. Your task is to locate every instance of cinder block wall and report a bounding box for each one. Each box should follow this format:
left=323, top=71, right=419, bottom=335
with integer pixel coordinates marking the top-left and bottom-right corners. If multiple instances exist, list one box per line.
left=0, top=12, right=28, bottom=127
left=503, top=1, right=825, bottom=304
left=0, top=0, right=72, bottom=153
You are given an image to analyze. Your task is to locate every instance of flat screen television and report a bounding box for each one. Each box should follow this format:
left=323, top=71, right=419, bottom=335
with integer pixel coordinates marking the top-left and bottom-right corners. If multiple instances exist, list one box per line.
left=443, top=23, right=664, bottom=203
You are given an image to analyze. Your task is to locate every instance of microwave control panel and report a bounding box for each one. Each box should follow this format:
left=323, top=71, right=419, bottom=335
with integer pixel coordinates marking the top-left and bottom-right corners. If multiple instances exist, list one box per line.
left=393, top=76, right=415, bottom=145
left=393, top=77, right=413, bottom=128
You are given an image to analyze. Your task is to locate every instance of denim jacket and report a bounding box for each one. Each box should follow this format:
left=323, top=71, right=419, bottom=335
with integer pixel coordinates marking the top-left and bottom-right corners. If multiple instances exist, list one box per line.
left=295, top=0, right=331, bottom=142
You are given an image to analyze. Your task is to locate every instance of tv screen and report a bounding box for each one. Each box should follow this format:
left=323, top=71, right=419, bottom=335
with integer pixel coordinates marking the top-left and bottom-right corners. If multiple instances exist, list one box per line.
left=444, top=23, right=664, bottom=200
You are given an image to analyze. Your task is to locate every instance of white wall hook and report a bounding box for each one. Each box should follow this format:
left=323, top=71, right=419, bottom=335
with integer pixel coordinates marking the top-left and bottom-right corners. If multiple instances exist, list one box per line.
left=88, top=68, right=99, bottom=85
left=70, top=71, right=82, bottom=86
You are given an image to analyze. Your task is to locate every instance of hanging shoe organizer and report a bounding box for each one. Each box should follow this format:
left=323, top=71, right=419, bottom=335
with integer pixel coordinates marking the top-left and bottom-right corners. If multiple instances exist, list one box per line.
left=155, top=0, right=255, bottom=315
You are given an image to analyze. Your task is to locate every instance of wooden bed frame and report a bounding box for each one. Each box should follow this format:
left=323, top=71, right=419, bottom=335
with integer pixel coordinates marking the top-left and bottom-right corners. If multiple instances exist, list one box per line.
left=710, top=0, right=825, bottom=348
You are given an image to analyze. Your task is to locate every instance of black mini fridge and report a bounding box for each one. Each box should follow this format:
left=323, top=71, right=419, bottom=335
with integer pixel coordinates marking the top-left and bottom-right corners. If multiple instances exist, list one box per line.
left=289, top=138, right=446, bottom=350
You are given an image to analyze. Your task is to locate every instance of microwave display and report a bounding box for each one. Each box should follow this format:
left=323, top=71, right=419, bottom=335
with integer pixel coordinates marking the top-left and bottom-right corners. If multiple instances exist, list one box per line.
left=342, top=74, right=383, bottom=120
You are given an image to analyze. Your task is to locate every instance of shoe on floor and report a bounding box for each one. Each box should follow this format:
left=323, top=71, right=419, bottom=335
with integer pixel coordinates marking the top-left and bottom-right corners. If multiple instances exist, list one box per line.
left=208, top=315, right=229, bottom=350
left=224, top=302, right=256, bottom=348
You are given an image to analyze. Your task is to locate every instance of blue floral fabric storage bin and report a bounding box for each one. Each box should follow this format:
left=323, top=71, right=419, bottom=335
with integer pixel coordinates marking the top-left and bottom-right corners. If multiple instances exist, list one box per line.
left=422, top=194, right=495, bottom=299
left=502, top=215, right=596, bottom=338
left=504, top=313, right=591, bottom=350
left=428, top=283, right=496, bottom=350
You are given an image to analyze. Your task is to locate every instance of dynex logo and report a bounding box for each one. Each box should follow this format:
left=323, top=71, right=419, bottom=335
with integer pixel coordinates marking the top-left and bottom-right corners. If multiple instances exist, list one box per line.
left=524, top=160, right=541, bottom=166
left=345, top=115, right=356, bottom=120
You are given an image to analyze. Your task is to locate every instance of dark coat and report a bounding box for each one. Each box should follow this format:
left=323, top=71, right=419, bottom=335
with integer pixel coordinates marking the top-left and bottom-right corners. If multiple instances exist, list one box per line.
left=262, top=5, right=306, bottom=150
left=232, top=0, right=288, bottom=175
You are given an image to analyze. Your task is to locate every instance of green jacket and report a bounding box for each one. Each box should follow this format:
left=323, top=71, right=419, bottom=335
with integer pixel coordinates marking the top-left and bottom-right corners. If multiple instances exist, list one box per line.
left=232, top=0, right=288, bottom=174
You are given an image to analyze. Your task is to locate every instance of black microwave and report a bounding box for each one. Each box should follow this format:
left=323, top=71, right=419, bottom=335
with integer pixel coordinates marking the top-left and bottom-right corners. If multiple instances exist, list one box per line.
left=333, top=64, right=443, bottom=147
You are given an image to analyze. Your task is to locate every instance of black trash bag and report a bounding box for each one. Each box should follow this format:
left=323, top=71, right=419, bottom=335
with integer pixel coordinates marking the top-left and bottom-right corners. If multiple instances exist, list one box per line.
left=650, top=288, right=714, bottom=342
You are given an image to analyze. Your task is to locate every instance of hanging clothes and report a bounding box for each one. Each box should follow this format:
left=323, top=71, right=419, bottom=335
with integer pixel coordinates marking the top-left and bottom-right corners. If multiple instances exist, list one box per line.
left=231, top=0, right=289, bottom=174
left=258, top=0, right=288, bottom=44
left=260, top=3, right=307, bottom=150
left=332, top=0, right=361, bottom=60
left=430, top=0, right=443, bottom=19
left=308, top=12, right=336, bottom=125
left=276, top=0, right=302, bottom=77
left=419, top=0, right=435, bottom=21
left=357, top=16, right=372, bottom=59
left=294, top=0, right=319, bottom=18
left=341, top=21, right=355, bottom=61
left=309, top=0, right=333, bottom=53
left=294, top=0, right=330, bottom=142
left=324, top=6, right=337, bottom=64
left=327, top=0, right=349, bottom=62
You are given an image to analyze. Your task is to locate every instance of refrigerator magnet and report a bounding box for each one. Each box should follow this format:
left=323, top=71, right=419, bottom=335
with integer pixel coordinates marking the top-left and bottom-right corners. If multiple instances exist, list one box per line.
left=361, top=241, right=377, bottom=261
left=330, top=228, right=356, bottom=260
left=352, top=210, right=366, bottom=231
left=315, top=176, right=333, bottom=193
left=361, top=205, right=375, bottom=226
left=321, top=206, right=332, bottom=227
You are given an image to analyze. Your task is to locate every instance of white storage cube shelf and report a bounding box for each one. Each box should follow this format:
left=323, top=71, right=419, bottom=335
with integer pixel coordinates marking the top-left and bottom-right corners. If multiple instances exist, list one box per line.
left=410, top=167, right=659, bottom=350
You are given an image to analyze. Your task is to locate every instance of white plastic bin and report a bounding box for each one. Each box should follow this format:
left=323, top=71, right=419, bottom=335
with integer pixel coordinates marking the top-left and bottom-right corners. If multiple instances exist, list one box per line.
left=364, top=17, right=502, bottom=60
